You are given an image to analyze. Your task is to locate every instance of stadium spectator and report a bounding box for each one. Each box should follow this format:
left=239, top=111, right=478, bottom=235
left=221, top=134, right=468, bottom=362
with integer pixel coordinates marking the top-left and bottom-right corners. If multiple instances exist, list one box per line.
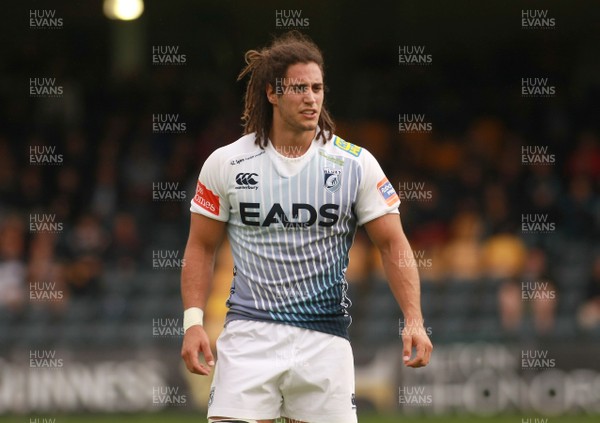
left=91, top=159, right=118, bottom=220
left=567, top=132, right=600, bottom=179
left=440, top=211, right=483, bottom=282
left=27, top=231, right=69, bottom=313
left=62, top=213, right=108, bottom=297
left=498, top=248, right=558, bottom=335
left=560, top=175, right=596, bottom=239
left=106, top=212, right=142, bottom=270
left=482, top=234, right=527, bottom=279
left=577, top=254, right=600, bottom=330
left=0, top=214, right=26, bottom=313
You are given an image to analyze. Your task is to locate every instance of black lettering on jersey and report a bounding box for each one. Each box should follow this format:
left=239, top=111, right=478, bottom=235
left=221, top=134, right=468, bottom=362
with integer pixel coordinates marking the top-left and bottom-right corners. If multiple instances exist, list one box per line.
left=240, top=202, right=260, bottom=226
left=319, top=204, right=339, bottom=227
left=292, top=203, right=317, bottom=227
left=240, top=203, right=339, bottom=228
left=262, top=203, right=289, bottom=226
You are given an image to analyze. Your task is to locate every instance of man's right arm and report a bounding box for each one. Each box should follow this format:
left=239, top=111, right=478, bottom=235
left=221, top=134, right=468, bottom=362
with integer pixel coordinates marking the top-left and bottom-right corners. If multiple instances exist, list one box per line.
left=180, top=212, right=226, bottom=375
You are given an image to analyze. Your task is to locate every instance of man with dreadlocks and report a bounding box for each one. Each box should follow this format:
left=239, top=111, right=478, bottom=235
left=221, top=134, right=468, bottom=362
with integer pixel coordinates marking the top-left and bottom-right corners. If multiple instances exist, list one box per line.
left=180, top=31, right=432, bottom=423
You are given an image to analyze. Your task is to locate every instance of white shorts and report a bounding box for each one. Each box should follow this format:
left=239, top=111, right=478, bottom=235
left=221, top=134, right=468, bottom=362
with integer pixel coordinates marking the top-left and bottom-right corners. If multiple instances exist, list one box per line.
left=208, top=320, right=357, bottom=423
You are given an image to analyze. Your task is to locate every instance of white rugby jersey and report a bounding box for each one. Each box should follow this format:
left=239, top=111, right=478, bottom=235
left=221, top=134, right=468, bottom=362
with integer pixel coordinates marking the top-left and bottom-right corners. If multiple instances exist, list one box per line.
left=190, top=133, right=400, bottom=339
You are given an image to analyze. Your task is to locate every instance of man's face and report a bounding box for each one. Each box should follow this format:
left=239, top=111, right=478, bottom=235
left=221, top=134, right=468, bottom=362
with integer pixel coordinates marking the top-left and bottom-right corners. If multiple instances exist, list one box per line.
left=267, top=62, right=324, bottom=135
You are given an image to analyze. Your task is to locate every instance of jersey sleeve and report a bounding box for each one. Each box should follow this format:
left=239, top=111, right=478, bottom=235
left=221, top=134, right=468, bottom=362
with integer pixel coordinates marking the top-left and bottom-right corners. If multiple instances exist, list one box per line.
left=190, top=149, right=230, bottom=222
left=354, top=149, right=400, bottom=226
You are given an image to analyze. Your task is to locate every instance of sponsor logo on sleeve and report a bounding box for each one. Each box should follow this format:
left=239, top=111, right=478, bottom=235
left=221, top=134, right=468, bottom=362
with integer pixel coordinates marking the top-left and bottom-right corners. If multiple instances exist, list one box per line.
left=377, top=177, right=400, bottom=206
left=334, top=137, right=362, bottom=157
left=193, top=181, right=220, bottom=215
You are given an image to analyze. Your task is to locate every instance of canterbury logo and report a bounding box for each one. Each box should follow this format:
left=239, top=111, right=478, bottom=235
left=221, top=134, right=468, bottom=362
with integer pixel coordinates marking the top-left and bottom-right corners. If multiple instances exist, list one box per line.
left=235, top=173, right=258, bottom=186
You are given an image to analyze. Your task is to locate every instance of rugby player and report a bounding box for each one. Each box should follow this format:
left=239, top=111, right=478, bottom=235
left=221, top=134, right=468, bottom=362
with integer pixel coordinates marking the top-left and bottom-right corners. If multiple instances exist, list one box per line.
left=181, top=31, right=432, bottom=423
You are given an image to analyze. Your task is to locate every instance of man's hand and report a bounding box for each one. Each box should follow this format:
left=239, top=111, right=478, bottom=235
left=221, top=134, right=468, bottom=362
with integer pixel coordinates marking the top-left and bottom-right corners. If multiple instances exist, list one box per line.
left=364, top=214, right=433, bottom=368
left=181, top=325, right=215, bottom=375
left=401, top=325, right=433, bottom=368
left=181, top=214, right=225, bottom=375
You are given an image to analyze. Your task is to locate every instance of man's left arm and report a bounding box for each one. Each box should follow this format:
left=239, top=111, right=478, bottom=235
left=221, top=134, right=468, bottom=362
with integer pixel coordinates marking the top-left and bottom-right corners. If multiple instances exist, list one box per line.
left=364, top=213, right=433, bottom=367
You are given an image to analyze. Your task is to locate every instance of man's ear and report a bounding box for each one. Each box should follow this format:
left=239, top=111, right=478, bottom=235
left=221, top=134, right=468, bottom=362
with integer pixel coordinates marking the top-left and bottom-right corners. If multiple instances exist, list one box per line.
left=266, top=83, right=278, bottom=105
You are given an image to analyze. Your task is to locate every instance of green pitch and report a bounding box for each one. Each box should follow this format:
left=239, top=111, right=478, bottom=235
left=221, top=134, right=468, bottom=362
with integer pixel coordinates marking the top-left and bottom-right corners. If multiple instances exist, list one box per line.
left=0, top=414, right=598, bottom=423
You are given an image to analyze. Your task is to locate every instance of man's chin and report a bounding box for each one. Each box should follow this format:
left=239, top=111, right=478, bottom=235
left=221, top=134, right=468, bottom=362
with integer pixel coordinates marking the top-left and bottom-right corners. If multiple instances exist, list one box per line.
left=302, top=122, right=318, bottom=131
left=286, top=120, right=318, bottom=134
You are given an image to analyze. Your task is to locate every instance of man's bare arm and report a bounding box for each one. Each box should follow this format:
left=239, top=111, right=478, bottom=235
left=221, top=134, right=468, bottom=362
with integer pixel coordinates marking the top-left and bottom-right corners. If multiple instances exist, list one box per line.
left=364, top=213, right=432, bottom=367
left=181, top=213, right=226, bottom=375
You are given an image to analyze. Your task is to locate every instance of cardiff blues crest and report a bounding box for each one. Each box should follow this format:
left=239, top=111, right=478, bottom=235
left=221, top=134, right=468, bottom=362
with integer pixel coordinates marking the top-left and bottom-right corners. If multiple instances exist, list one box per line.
left=324, top=167, right=342, bottom=193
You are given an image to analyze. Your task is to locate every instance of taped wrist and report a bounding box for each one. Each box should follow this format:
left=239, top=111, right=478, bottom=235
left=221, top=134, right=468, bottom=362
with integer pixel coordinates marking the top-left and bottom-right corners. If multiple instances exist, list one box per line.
left=183, top=307, right=204, bottom=332
left=208, top=419, right=259, bottom=423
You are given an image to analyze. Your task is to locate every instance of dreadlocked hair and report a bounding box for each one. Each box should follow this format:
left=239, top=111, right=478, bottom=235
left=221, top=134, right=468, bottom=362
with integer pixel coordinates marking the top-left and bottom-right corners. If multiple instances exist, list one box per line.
left=237, top=31, right=335, bottom=147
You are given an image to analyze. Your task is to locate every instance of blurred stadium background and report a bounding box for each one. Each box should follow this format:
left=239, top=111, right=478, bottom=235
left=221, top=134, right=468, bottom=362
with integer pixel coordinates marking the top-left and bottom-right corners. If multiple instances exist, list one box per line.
left=1, top=0, right=599, bottom=422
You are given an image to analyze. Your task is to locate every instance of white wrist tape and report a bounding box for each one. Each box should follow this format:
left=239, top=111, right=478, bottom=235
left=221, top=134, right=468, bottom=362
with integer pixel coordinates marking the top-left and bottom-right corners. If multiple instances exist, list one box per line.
left=183, top=307, right=204, bottom=332
left=209, top=420, right=258, bottom=423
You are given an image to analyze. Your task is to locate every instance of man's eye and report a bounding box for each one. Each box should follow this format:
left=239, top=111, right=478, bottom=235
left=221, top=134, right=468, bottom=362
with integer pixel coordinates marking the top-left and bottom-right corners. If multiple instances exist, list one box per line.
left=293, top=85, right=308, bottom=94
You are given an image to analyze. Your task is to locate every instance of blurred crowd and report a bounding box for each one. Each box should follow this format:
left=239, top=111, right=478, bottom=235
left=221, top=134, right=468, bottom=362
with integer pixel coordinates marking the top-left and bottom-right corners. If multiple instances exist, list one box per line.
left=338, top=118, right=600, bottom=336
left=1, top=109, right=599, bottom=339
left=1, top=38, right=599, bottom=343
